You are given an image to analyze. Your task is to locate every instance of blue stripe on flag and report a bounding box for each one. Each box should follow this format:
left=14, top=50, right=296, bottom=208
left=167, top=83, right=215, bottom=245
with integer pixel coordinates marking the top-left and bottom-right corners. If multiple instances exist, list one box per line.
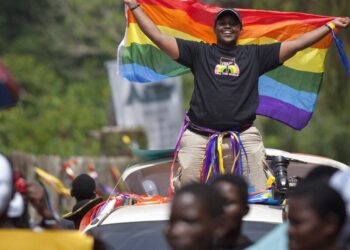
left=120, top=63, right=169, bottom=83
left=259, top=75, right=318, bottom=112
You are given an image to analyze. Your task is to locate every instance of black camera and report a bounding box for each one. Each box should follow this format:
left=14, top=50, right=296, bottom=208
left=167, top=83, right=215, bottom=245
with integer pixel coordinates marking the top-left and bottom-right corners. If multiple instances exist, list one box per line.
left=270, top=155, right=289, bottom=193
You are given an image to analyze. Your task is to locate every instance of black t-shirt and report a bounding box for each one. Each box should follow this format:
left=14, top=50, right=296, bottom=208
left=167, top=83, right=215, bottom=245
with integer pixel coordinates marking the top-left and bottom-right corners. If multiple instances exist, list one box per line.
left=176, top=38, right=281, bottom=131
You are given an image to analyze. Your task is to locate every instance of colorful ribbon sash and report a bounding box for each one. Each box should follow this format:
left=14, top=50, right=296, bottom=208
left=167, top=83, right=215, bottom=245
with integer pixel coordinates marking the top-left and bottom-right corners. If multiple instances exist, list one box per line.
left=169, top=114, right=248, bottom=194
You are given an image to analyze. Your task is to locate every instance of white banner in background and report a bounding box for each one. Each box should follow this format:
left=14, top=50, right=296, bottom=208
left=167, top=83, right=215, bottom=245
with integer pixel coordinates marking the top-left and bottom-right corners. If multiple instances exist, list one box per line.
left=106, top=61, right=184, bottom=149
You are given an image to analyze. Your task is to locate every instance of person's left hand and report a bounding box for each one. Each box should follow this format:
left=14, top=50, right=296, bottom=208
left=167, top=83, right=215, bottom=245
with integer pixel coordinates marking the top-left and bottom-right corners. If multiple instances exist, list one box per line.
left=332, top=17, right=350, bottom=29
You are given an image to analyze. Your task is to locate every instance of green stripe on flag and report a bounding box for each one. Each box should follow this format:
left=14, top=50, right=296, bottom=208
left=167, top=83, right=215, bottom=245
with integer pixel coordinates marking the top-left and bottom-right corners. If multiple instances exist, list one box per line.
left=265, top=66, right=323, bottom=94
left=122, top=43, right=190, bottom=76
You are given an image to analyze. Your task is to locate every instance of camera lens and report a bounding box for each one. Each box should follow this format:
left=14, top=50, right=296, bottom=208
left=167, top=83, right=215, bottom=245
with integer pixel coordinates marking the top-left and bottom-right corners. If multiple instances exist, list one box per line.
left=271, top=155, right=289, bottom=193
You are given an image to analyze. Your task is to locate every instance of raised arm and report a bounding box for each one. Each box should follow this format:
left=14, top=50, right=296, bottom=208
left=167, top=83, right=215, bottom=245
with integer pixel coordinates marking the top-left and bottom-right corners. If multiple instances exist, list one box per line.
left=124, top=0, right=179, bottom=59
left=26, top=183, right=62, bottom=229
left=279, top=17, right=350, bottom=63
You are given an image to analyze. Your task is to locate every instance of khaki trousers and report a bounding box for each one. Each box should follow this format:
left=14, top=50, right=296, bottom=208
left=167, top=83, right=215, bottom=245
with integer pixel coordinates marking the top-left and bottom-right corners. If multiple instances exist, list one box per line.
left=173, top=126, right=271, bottom=191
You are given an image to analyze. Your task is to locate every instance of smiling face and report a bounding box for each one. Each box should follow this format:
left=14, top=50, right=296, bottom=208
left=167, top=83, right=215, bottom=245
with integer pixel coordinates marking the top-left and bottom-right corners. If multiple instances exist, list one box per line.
left=214, top=13, right=242, bottom=49
left=165, top=193, right=215, bottom=250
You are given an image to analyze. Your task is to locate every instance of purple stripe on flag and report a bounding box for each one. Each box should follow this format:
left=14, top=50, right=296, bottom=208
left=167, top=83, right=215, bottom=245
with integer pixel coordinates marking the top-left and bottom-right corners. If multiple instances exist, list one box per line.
left=257, top=96, right=313, bottom=130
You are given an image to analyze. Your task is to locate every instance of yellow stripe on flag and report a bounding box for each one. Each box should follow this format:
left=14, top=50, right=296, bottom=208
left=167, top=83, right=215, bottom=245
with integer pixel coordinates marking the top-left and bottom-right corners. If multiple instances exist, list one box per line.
left=284, top=48, right=327, bottom=73
left=126, top=23, right=202, bottom=48
left=126, top=23, right=327, bottom=73
left=238, top=38, right=327, bottom=73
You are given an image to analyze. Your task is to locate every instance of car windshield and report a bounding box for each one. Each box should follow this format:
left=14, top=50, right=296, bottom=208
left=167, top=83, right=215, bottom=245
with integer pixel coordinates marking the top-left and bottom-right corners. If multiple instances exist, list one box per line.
left=88, top=220, right=278, bottom=250
left=89, top=221, right=170, bottom=250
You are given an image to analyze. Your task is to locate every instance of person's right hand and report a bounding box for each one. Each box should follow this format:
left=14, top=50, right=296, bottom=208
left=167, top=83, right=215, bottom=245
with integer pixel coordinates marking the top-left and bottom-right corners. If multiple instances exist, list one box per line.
left=123, top=0, right=138, bottom=8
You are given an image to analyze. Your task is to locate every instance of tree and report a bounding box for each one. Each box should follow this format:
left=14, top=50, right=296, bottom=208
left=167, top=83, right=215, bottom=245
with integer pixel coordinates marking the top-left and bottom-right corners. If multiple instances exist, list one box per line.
left=0, top=0, right=118, bottom=156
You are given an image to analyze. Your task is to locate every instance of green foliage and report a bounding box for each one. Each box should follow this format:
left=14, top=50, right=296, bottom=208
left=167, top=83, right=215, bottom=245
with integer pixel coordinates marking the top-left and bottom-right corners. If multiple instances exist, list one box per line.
left=182, top=74, right=194, bottom=110
left=0, top=0, right=116, bottom=156
left=0, top=54, right=108, bottom=156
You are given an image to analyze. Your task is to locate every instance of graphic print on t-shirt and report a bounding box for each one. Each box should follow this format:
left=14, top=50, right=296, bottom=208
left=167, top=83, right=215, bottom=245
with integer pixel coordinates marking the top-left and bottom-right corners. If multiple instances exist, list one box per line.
left=214, top=57, right=240, bottom=77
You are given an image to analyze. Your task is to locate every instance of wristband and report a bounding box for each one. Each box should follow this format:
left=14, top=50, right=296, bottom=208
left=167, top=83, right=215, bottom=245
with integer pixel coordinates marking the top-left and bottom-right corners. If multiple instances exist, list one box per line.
left=130, top=4, right=140, bottom=11
left=325, top=22, right=336, bottom=31
left=41, top=217, right=59, bottom=227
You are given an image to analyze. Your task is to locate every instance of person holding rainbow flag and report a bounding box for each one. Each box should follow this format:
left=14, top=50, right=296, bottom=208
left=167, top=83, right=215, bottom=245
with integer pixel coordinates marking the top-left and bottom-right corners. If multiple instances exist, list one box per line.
left=123, top=0, right=349, bottom=193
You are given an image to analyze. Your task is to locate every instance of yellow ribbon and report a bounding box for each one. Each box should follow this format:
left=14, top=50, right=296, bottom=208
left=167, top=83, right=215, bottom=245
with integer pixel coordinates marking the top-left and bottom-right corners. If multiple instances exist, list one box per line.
left=206, top=164, right=213, bottom=183
left=229, top=132, right=241, bottom=174
left=217, top=134, right=225, bottom=175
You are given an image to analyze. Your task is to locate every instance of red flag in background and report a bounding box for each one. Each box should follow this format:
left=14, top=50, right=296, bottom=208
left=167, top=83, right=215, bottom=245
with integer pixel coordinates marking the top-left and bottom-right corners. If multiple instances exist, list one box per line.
left=0, top=62, right=20, bottom=109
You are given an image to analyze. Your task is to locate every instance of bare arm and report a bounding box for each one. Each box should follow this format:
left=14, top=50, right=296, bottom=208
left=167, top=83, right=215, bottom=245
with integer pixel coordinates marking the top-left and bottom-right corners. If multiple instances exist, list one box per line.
left=124, top=0, right=179, bottom=59
left=279, top=17, right=350, bottom=63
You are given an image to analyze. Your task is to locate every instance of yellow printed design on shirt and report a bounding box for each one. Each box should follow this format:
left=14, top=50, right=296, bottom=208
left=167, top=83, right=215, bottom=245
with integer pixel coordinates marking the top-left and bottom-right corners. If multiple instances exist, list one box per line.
left=214, top=57, right=240, bottom=77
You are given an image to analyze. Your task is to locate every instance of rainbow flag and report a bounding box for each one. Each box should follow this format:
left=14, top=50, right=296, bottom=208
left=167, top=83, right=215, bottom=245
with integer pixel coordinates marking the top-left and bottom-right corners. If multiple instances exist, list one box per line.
left=118, top=0, right=335, bottom=130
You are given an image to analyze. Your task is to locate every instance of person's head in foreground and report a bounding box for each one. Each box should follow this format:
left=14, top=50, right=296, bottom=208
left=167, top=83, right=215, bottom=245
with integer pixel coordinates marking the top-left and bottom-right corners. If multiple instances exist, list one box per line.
left=214, top=8, right=242, bottom=49
left=302, top=165, right=339, bottom=184
left=330, top=169, right=350, bottom=248
left=0, top=154, right=14, bottom=227
left=288, top=180, right=346, bottom=250
left=212, top=174, right=251, bottom=248
left=165, top=183, right=226, bottom=250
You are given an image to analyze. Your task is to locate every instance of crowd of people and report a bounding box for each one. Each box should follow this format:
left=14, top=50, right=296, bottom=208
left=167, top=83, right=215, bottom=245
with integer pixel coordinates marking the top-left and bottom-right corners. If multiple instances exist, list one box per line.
left=0, top=154, right=106, bottom=250
left=1, top=150, right=350, bottom=250
left=166, top=169, right=350, bottom=250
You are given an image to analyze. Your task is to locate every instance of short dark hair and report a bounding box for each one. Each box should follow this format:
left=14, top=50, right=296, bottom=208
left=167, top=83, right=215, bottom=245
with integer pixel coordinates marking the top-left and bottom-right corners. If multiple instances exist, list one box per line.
left=212, top=174, right=248, bottom=205
left=302, top=165, right=339, bottom=183
left=290, top=180, right=346, bottom=233
left=175, top=183, right=225, bottom=218
left=71, top=174, right=96, bottom=201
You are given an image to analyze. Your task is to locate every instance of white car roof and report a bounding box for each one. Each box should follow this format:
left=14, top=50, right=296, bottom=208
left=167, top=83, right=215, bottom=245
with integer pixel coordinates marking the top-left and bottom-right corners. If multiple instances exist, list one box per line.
left=265, top=148, right=348, bottom=170
left=84, top=202, right=282, bottom=233
left=85, top=148, right=346, bottom=232
left=121, top=148, right=348, bottom=181
left=102, top=203, right=170, bottom=225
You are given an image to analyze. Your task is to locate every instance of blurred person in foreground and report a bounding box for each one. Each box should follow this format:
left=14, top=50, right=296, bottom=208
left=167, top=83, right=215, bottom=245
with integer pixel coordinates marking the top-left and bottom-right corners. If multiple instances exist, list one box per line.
left=0, top=155, right=107, bottom=250
left=246, top=165, right=343, bottom=250
left=288, top=180, right=346, bottom=250
left=301, top=165, right=339, bottom=183
left=212, top=174, right=252, bottom=249
left=330, top=169, right=350, bottom=249
left=0, top=154, right=61, bottom=229
left=0, top=154, right=15, bottom=228
left=165, top=183, right=226, bottom=250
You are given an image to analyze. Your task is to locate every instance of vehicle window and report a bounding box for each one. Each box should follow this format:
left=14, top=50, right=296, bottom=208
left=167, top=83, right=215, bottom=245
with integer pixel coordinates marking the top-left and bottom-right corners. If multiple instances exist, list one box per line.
left=88, top=220, right=278, bottom=249
left=89, top=221, right=171, bottom=250
left=242, top=221, right=279, bottom=242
